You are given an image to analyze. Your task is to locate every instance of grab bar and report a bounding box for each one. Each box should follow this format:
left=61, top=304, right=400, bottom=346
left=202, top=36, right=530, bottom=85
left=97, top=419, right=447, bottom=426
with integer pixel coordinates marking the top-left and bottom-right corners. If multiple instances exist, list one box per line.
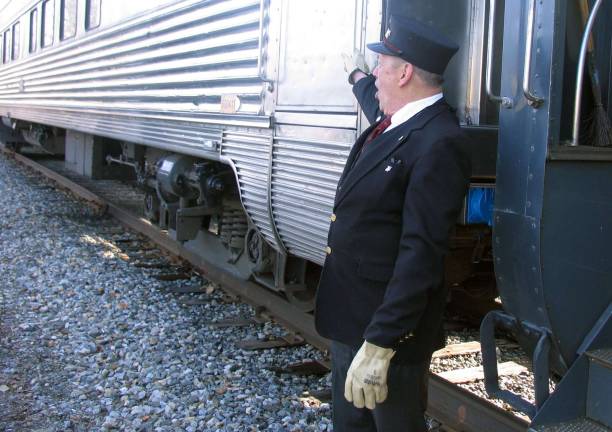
left=570, top=0, right=604, bottom=146
left=486, top=0, right=513, bottom=108
left=522, top=0, right=544, bottom=107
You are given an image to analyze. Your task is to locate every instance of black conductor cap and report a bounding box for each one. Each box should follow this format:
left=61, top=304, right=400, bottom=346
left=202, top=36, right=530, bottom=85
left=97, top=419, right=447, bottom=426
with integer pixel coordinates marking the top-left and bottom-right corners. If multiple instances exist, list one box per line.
left=367, top=15, right=459, bottom=75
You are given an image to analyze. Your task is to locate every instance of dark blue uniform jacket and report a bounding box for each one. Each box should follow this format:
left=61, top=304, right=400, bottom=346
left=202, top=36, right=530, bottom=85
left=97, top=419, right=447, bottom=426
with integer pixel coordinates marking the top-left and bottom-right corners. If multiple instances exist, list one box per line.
left=314, top=76, right=471, bottom=363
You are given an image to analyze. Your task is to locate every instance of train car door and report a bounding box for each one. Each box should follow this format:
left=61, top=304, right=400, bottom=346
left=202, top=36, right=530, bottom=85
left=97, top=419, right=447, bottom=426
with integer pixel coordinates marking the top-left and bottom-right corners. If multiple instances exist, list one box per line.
left=266, top=0, right=381, bottom=138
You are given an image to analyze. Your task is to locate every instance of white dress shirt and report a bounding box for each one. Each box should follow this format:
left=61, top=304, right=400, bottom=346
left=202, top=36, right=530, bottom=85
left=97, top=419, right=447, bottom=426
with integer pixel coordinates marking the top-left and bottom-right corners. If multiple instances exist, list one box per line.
left=383, top=93, right=443, bottom=133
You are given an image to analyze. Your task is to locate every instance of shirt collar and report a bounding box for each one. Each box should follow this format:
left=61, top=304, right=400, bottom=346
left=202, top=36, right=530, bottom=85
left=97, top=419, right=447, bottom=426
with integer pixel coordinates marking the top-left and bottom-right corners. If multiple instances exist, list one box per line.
left=384, top=93, right=443, bottom=133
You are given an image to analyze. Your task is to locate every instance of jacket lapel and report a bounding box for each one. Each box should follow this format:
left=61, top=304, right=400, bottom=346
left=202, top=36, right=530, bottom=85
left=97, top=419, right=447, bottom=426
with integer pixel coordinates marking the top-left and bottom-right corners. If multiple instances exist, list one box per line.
left=337, top=121, right=378, bottom=186
left=334, top=101, right=448, bottom=208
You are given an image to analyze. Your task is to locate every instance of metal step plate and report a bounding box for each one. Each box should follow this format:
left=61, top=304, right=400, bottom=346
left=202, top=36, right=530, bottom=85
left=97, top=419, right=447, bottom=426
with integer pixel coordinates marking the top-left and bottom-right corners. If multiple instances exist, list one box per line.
left=587, top=349, right=612, bottom=369
left=531, top=418, right=611, bottom=432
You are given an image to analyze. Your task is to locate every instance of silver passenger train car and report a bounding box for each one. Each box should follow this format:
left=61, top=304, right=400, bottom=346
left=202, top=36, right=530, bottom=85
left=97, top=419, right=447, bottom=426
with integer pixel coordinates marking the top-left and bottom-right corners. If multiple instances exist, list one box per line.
left=0, top=0, right=498, bottom=311
left=3, top=1, right=612, bottom=428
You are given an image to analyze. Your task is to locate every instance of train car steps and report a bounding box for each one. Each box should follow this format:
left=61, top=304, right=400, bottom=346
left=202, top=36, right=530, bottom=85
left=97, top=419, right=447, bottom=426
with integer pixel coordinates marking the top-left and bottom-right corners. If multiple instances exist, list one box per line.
left=528, top=349, right=611, bottom=431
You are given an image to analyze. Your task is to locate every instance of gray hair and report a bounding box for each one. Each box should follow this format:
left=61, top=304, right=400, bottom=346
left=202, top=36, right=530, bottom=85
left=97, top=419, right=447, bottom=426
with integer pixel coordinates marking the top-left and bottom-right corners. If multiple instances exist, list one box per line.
left=389, top=57, right=445, bottom=88
left=412, top=66, right=445, bottom=88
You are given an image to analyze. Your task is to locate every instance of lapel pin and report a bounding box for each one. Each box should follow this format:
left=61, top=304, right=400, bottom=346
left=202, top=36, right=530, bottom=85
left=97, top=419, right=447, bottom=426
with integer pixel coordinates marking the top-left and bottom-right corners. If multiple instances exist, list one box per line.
left=385, top=165, right=392, bottom=172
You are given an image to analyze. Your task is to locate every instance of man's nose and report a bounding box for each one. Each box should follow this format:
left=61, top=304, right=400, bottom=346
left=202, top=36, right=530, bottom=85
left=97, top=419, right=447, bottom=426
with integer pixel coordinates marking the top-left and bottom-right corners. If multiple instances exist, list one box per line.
left=372, top=65, right=380, bottom=77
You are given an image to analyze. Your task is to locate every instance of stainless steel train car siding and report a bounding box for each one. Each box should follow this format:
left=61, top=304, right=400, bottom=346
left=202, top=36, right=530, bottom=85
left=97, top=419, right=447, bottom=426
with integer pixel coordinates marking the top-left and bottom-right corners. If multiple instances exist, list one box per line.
left=0, top=0, right=269, bottom=131
left=219, top=131, right=351, bottom=265
left=271, top=135, right=351, bottom=264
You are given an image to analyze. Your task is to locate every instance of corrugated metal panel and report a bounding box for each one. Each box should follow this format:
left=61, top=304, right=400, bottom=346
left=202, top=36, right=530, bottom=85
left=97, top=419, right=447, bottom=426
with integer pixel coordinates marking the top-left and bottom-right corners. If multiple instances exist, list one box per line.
left=271, top=136, right=351, bottom=265
left=0, top=0, right=270, bottom=146
left=220, top=130, right=279, bottom=251
left=3, top=105, right=233, bottom=158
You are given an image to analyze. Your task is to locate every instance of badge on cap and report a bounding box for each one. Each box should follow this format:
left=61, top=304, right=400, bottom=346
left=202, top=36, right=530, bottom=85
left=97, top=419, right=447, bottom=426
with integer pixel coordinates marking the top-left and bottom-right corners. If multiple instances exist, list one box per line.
left=385, top=28, right=391, bottom=38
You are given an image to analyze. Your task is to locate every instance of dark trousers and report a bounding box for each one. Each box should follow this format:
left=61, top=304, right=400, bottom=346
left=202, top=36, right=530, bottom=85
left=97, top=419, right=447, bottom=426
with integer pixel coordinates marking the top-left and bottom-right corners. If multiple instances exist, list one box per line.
left=331, top=341, right=430, bottom=432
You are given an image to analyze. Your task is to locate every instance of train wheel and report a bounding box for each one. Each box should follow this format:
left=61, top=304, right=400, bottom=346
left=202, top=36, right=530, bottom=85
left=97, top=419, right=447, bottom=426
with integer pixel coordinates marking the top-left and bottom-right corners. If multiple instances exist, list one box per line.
left=246, top=228, right=272, bottom=273
left=284, top=283, right=316, bottom=312
left=143, top=191, right=160, bottom=223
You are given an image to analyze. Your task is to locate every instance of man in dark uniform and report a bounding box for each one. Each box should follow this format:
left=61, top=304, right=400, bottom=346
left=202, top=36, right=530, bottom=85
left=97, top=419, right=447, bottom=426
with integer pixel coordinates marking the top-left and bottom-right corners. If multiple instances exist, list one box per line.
left=315, top=15, right=471, bottom=432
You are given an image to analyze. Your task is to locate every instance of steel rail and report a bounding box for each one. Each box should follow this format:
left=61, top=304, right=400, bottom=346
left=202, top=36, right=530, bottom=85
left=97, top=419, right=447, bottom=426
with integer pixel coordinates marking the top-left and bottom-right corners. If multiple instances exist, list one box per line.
left=3, top=148, right=107, bottom=210
left=428, top=374, right=529, bottom=432
left=1, top=146, right=529, bottom=432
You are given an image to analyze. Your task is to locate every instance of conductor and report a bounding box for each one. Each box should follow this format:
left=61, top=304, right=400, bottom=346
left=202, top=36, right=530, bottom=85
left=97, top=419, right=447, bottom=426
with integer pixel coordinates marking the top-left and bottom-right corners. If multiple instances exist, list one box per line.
left=315, top=15, right=471, bottom=432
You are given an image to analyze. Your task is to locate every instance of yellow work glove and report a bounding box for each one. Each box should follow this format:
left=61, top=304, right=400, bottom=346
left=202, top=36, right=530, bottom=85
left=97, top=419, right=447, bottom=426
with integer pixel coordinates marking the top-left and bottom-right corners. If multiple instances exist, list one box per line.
left=344, top=340, right=395, bottom=410
left=341, top=49, right=370, bottom=74
left=341, top=49, right=370, bottom=84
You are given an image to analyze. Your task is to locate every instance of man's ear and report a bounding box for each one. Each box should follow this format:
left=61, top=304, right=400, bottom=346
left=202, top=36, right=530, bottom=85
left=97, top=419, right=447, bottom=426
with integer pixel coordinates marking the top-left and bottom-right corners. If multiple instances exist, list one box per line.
left=398, top=63, right=413, bottom=87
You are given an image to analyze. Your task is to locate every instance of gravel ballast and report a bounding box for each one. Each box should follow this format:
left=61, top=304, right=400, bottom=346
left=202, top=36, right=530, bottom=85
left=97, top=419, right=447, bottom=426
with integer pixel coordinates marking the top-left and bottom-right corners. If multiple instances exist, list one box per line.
left=0, top=151, right=540, bottom=431
left=0, top=153, right=332, bottom=431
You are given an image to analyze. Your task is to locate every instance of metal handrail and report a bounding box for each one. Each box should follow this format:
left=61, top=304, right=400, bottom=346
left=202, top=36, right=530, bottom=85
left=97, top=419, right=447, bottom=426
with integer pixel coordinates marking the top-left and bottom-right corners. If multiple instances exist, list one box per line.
left=522, top=0, right=545, bottom=107
left=257, top=0, right=274, bottom=92
left=486, top=0, right=513, bottom=108
left=570, top=0, right=604, bottom=146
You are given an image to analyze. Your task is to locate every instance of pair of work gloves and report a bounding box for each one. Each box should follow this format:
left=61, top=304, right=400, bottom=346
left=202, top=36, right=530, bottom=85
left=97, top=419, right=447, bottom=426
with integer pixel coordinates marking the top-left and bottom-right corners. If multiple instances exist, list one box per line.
left=344, top=340, right=396, bottom=410
left=342, top=49, right=370, bottom=85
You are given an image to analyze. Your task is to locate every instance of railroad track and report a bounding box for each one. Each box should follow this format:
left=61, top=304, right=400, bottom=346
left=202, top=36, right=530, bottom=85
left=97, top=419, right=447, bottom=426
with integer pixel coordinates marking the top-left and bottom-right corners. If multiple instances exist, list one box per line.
left=1, top=147, right=529, bottom=432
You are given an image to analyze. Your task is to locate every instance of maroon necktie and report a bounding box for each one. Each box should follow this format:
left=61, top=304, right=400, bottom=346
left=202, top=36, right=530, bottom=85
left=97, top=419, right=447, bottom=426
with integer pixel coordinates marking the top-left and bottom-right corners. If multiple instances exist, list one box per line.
left=366, top=116, right=392, bottom=143
left=353, top=116, right=392, bottom=164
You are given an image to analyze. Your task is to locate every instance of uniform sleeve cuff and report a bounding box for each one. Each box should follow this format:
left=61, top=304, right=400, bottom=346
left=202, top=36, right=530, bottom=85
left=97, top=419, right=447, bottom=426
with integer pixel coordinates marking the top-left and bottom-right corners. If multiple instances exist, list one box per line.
left=348, top=68, right=364, bottom=85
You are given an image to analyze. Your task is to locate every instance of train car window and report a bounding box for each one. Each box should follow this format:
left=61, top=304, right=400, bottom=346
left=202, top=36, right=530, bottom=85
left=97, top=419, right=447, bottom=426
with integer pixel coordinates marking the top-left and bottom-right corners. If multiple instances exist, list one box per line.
left=29, top=9, right=39, bottom=53
left=42, top=0, right=54, bottom=48
left=85, top=0, right=101, bottom=30
left=3, top=30, right=10, bottom=64
left=12, top=22, right=20, bottom=60
left=60, top=0, right=77, bottom=40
